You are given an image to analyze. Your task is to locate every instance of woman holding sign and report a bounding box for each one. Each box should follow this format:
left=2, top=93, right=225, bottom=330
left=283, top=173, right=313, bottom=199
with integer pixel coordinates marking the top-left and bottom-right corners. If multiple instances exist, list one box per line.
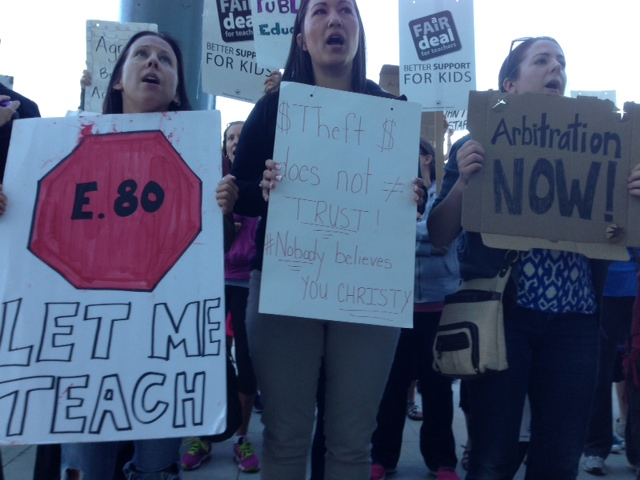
left=58, top=31, right=237, bottom=480
left=231, top=1, right=423, bottom=479
left=428, top=37, right=609, bottom=479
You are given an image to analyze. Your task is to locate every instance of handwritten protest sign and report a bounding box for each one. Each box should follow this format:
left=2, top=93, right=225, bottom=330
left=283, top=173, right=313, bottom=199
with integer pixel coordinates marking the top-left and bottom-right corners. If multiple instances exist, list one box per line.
left=259, top=82, right=421, bottom=327
left=83, top=20, right=158, bottom=113
left=444, top=108, right=467, bottom=131
left=463, top=90, right=640, bottom=260
left=202, top=0, right=275, bottom=103
left=250, top=0, right=297, bottom=69
left=0, top=111, right=228, bottom=444
left=399, top=0, right=476, bottom=112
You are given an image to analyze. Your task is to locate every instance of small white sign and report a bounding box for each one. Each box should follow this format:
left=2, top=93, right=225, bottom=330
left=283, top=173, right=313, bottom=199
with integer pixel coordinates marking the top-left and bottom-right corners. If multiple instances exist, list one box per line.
left=249, top=0, right=297, bottom=69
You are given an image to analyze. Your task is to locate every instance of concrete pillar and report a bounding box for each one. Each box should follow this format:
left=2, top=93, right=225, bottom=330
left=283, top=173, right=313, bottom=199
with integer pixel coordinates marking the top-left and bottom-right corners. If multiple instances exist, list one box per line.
left=120, top=0, right=214, bottom=110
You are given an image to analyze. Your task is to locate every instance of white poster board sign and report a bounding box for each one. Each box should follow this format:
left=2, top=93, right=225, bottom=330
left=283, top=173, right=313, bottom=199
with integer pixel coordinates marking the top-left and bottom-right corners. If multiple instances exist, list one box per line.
left=0, top=111, right=227, bottom=444
left=259, top=82, right=421, bottom=328
left=202, top=0, right=275, bottom=103
left=249, top=0, right=297, bottom=69
left=399, top=0, right=476, bottom=112
left=84, top=20, right=158, bottom=113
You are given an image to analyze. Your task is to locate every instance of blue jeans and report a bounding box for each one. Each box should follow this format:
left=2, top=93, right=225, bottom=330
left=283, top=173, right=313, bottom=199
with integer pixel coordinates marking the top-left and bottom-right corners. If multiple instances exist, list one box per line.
left=584, top=296, right=633, bottom=458
left=61, top=439, right=181, bottom=480
left=466, top=307, right=598, bottom=480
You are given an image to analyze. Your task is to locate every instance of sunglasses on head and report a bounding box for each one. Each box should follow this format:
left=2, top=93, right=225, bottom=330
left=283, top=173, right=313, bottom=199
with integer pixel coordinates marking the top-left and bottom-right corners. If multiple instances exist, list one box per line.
left=504, top=36, right=558, bottom=81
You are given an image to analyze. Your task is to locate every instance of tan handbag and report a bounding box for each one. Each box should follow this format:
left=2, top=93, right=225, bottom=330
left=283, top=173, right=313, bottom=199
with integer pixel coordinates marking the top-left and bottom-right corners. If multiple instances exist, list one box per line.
left=433, top=251, right=518, bottom=379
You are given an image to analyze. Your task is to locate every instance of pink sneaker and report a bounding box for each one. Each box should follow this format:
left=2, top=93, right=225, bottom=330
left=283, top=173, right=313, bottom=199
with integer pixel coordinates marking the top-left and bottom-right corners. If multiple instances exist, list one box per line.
left=180, top=437, right=211, bottom=471
left=371, top=463, right=387, bottom=480
left=437, top=466, right=460, bottom=480
left=233, top=437, right=260, bottom=472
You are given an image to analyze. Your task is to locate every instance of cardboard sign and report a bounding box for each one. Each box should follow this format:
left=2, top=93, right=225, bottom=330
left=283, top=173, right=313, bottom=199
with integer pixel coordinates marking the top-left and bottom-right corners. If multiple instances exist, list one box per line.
left=84, top=20, right=158, bottom=113
left=202, top=0, right=276, bottom=103
left=399, top=0, right=476, bottom=111
left=0, top=111, right=228, bottom=444
left=463, top=90, right=640, bottom=260
left=258, top=82, right=421, bottom=328
left=250, top=0, right=297, bottom=69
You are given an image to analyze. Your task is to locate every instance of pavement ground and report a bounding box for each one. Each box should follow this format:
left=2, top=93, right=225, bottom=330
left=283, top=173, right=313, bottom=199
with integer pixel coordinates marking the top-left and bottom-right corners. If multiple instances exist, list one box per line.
left=2, top=383, right=636, bottom=479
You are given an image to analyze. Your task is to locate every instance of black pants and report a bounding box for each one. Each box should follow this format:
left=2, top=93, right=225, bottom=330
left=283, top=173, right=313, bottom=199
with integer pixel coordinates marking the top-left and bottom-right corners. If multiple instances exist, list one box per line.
left=371, top=310, right=457, bottom=472
left=226, top=284, right=257, bottom=395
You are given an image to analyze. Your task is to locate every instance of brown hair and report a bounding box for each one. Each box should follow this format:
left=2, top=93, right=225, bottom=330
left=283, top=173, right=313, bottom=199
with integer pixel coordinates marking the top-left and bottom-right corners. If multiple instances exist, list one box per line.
left=498, top=37, right=562, bottom=93
left=102, top=31, right=192, bottom=114
left=282, top=0, right=368, bottom=93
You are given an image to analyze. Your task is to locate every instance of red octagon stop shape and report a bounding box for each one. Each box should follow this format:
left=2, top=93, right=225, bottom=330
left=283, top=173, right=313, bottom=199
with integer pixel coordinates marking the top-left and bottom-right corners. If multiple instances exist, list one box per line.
left=29, top=131, right=202, bottom=291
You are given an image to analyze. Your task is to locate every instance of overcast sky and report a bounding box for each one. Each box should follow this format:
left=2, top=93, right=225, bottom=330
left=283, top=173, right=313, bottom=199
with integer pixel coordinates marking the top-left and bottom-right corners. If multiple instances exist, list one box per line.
left=3, top=0, right=639, bottom=127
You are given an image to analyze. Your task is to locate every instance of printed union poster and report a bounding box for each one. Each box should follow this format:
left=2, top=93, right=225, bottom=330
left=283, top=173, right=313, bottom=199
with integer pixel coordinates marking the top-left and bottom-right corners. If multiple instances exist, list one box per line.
left=399, top=0, right=476, bottom=112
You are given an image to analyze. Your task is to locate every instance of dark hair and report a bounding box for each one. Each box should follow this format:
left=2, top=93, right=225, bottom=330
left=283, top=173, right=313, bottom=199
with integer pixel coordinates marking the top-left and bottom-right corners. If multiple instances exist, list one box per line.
left=222, top=121, right=245, bottom=159
left=419, top=138, right=436, bottom=181
left=498, top=36, right=562, bottom=93
left=282, top=0, right=367, bottom=93
left=102, top=31, right=192, bottom=114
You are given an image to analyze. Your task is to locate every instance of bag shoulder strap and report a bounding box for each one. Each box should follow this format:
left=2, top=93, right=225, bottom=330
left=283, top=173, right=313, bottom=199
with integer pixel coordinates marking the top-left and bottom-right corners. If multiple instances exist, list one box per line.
left=460, top=250, right=519, bottom=293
